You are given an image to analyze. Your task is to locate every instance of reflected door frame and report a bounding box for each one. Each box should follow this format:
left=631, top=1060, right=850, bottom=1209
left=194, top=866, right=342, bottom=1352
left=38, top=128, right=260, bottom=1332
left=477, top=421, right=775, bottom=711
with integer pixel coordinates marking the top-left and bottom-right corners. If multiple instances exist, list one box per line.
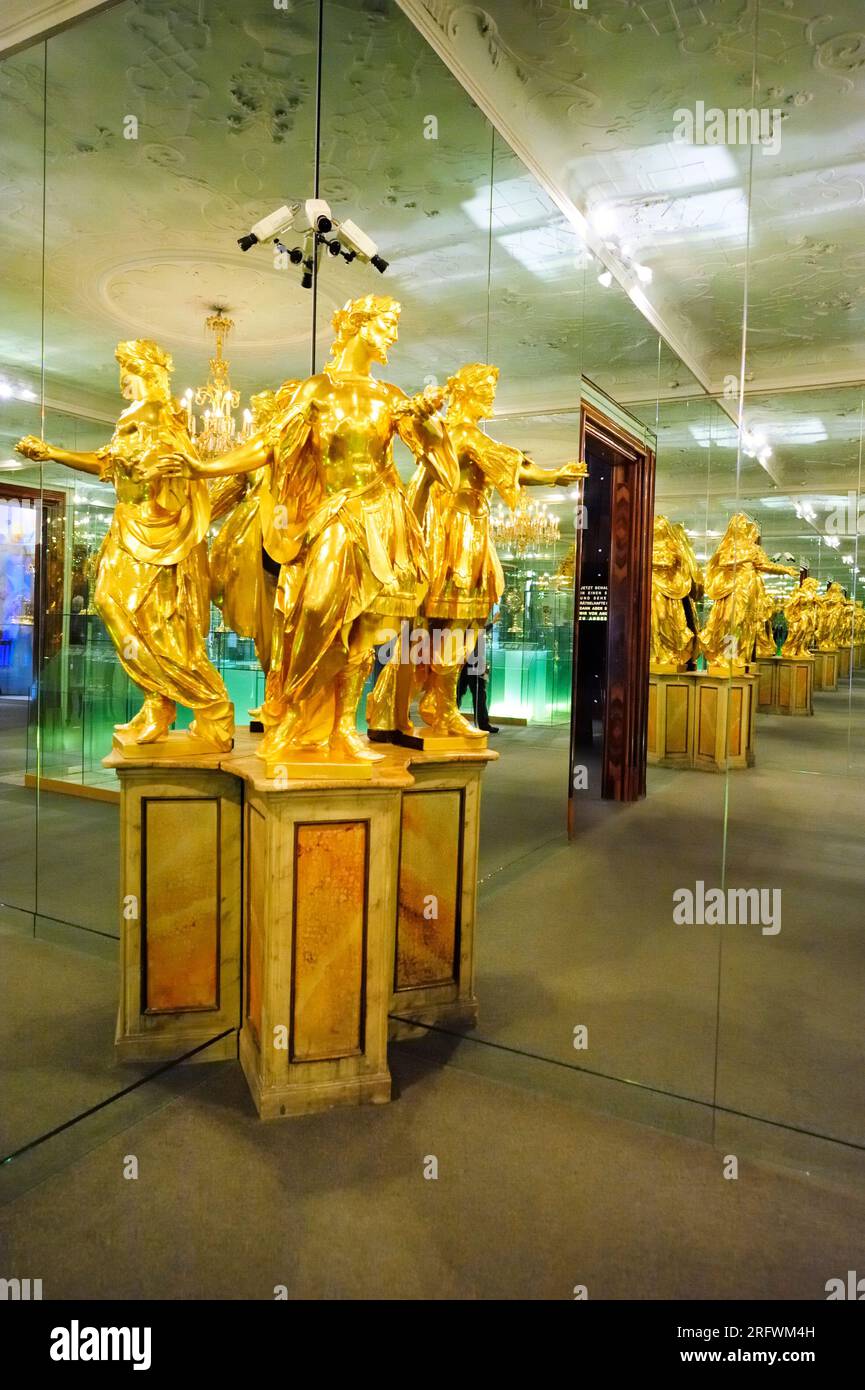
left=567, top=401, right=655, bottom=829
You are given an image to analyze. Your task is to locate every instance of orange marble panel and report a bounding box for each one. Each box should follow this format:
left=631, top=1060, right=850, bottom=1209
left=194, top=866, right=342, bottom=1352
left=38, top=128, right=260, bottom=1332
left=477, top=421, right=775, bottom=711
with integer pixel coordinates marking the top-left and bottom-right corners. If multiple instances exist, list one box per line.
left=246, top=805, right=264, bottom=1046
left=729, top=687, right=743, bottom=755
left=778, top=665, right=792, bottom=707
left=758, top=663, right=774, bottom=706
left=666, top=685, right=688, bottom=755
left=291, top=821, right=367, bottom=1062
left=396, top=790, right=461, bottom=990
left=697, top=687, right=717, bottom=758
left=144, top=798, right=219, bottom=1013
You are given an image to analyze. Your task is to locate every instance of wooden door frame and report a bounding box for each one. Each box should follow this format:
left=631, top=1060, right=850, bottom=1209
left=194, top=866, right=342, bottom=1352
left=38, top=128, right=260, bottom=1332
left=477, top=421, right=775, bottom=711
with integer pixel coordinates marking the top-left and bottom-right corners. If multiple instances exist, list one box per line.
left=567, top=402, right=656, bottom=830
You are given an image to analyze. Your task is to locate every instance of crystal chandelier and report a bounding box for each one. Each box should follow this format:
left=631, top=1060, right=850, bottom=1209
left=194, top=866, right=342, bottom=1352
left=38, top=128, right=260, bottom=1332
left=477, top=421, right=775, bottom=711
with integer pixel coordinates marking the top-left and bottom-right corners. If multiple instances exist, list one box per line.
left=491, top=489, right=560, bottom=556
left=182, top=310, right=253, bottom=460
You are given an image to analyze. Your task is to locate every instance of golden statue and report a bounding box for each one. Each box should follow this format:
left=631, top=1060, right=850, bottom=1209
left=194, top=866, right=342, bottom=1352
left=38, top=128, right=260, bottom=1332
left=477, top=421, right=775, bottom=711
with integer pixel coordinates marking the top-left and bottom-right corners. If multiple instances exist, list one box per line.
left=650, top=516, right=703, bottom=671
left=816, top=581, right=847, bottom=651
left=178, top=295, right=459, bottom=769
left=368, top=362, right=585, bottom=739
left=17, top=339, right=233, bottom=749
left=208, top=385, right=298, bottom=708
left=781, top=577, right=820, bottom=657
left=699, top=513, right=798, bottom=673
left=755, top=588, right=782, bottom=658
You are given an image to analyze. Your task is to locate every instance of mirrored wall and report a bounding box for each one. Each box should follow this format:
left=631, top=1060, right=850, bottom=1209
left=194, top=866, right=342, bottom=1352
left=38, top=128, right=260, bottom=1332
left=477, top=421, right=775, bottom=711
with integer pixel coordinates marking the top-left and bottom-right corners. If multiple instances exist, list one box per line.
left=2, top=0, right=864, bottom=1188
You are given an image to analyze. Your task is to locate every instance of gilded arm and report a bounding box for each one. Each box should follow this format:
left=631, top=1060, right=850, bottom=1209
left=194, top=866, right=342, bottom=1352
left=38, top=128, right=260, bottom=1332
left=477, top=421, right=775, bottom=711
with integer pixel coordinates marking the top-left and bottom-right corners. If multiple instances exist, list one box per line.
left=16, top=435, right=103, bottom=476
left=519, top=458, right=587, bottom=488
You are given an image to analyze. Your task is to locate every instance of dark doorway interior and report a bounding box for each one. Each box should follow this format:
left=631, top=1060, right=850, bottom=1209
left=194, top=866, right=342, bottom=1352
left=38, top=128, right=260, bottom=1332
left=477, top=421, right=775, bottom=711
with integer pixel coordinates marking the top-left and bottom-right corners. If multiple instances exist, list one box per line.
left=568, top=405, right=655, bottom=826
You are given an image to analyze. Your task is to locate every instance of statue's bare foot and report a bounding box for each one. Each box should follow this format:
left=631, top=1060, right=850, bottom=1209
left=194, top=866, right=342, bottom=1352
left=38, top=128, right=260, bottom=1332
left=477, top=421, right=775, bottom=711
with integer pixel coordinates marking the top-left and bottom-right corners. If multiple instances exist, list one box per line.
left=329, top=728, right=384, bottom=763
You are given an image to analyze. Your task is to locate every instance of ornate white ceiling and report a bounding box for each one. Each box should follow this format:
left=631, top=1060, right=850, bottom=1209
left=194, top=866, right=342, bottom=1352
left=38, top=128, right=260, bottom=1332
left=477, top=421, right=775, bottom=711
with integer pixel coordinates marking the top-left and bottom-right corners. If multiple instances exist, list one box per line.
left=401, top=0, right=865, bottom=397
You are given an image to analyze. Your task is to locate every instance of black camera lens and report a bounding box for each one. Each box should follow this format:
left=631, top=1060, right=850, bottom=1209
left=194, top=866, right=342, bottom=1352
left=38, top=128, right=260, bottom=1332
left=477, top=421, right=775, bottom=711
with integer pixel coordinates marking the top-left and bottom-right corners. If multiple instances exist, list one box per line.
left=237, top=233, right=258, bottom=252
left=328, top=240, right=342, bottom=256
left=316, top=215, right=332, bottom=234
left=301, top=269, right=313, bottom=289
left=289, top=247, right=303, bottom=264
left=371, top=254, right=388, bottom=274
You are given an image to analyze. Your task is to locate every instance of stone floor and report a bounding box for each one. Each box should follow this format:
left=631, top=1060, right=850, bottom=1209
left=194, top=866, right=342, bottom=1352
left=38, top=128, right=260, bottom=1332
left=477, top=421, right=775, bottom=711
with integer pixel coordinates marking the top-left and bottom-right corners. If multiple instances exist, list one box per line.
left=1, top=675, right=864, bottom=1297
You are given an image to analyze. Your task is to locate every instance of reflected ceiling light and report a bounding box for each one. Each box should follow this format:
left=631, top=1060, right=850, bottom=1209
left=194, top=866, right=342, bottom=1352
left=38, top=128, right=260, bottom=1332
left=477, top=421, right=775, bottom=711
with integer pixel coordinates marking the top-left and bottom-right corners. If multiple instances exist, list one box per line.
left=634, top=263, right=653, bottom=284
left=0, top=458, right=24, bottom=470
left=778, top=418, right=827, bottom=444
left=597, top=270, right=613, bottom=288
left=843, top=553, right=854, bottom=565
left=825, top=535, right=840, bottom=548
left=0, top=378, right=37, bottom=402
left=589, top=204, right=618, bottom=238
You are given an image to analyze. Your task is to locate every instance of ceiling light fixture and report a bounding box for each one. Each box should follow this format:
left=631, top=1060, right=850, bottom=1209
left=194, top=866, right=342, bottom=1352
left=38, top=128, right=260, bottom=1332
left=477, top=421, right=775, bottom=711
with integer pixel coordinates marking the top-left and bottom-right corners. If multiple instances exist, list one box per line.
left=182, top=311, right=253, bottom=462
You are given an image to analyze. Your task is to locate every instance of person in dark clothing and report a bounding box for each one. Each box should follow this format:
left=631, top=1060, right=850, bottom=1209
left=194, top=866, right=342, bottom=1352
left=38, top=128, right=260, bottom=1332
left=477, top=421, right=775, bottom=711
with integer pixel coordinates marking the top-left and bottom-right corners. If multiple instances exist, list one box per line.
left=457, top=618, right=498, bottom=733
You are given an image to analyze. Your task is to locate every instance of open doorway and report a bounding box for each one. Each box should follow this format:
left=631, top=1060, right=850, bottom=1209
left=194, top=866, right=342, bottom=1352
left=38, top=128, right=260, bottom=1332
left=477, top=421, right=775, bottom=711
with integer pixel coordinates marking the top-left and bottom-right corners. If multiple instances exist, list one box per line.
left=567, top=400, right=655, bottom=826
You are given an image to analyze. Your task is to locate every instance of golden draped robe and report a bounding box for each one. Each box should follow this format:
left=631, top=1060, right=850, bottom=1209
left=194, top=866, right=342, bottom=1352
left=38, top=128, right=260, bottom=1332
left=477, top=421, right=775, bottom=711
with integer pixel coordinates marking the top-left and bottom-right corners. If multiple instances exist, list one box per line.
left=93, top=398, right=232, bottom=739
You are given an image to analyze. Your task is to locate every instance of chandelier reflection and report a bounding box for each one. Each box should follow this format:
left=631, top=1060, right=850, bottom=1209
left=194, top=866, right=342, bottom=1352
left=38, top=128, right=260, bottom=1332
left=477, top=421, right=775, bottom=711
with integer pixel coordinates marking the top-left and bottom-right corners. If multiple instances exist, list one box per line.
left=491, top=489, right=560, bottom=556
left=182, top=310, right=253, bottom=461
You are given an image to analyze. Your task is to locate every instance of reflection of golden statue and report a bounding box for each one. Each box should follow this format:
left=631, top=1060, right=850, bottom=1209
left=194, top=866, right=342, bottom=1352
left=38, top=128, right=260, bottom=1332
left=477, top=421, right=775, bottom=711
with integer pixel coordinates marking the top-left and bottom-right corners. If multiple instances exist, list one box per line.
left=208, top=385, right=298, bottom=697
left=699, top=513, right=797, bottom=673
left=182, top=295, right=458, bottom=768
left=781, top=578, right=820, bottom=657
left=755, top=588, right=781, bottom=658
left=650, top=516, right=702, bottom=671
left=17, top=339, right=233, bottom=749
left=844, top=597, right=862, bottom=649
left=369, top=362, right=584, bottom=738
left=816, top=582, right=846, bottom=650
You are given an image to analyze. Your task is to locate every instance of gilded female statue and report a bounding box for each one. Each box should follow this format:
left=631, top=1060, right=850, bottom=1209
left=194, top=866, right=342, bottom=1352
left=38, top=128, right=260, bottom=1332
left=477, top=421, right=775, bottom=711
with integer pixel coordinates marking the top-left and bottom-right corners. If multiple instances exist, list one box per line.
left=699, top=513, right=798, bottom=672
left=755, top=588, right=781, bottom=658
left=816, top=581, right=846, bottom=651
left=17, top=339, right=233, bottom=749
left=368, top=362, right=584, bottom=739
left=781, top=578, right=820, bottom=657
left=208, top=384, right=299, bottom=696
left=650, top=516, right=702, bottom=671
left=179, top=294, right=458, bottom=766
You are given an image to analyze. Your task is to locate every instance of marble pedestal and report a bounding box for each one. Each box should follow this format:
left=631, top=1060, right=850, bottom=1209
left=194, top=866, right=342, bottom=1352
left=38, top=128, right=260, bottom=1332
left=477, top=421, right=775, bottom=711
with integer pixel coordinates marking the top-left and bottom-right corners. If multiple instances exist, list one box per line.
left=812, top=649, right=839, bottom=691
left=837, top=646, right=852, bottom=681
left=692, top=671, right=757, bottom=771
left=106, top=731, right=495, bottom=1118
left=757, top=655, right=814, bottom=716
left=389, top=753, right=485, bottom=1039
left=106, top=749, right=242, bottom=1064
left=647, top=669, right=696, bottom=768
left=648, top=670, right=756, bottom=770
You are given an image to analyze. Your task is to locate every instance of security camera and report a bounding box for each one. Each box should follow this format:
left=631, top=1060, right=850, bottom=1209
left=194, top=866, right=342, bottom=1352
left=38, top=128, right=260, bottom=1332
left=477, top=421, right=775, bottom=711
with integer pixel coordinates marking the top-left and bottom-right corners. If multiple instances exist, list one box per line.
left=238, top=203, right=301, bottom=252
left=237, top=198, right=388, bottom=286
left=337, top=219, right=388, bottom=273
